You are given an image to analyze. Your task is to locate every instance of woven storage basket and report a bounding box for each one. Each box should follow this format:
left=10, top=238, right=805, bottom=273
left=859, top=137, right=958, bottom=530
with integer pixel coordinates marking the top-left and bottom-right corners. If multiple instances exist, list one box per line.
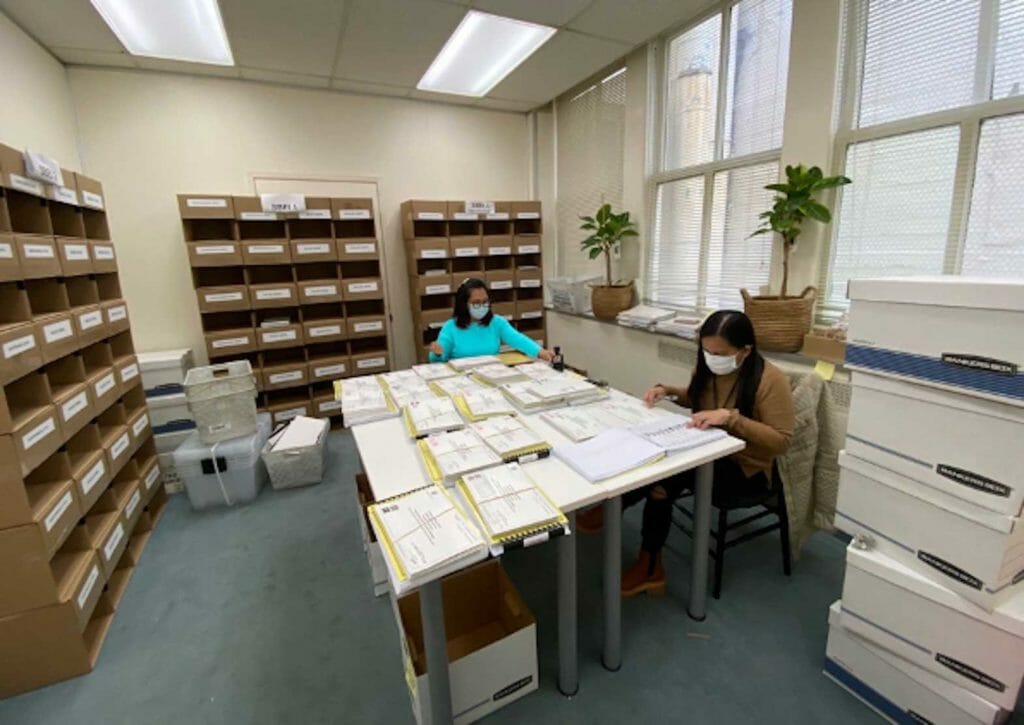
left=184, top=360, right=258, bottom=444
left=591, top=281, right=635, bottom=320
left=261, top=418, right=329, bottom=490
left=741, top=286, right=817, bottom=352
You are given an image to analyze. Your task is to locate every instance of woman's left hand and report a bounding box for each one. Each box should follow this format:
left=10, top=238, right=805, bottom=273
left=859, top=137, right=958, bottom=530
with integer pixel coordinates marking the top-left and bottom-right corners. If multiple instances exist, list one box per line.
left=537, top=348, right=555, bottom=362
left=688, top=408, right=731, bottom=429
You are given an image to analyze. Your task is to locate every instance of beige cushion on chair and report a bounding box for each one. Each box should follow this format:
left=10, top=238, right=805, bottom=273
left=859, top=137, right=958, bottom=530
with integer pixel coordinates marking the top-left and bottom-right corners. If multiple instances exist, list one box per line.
left=776, top=373, right=825, bottom=559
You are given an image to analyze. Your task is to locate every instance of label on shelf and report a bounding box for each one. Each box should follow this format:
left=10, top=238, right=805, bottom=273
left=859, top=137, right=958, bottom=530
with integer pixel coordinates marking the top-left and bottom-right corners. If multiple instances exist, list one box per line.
left=22, top=417, right=56, bottom=450
left=53, top=186, right=79, bottom=205
left=420, top=249, right=446, bottom=259
left=0, top=243, right=11, bottom=258
left=356, top=356, right=386, bottom=369
left=488, top=246, right=512, bottom=255
left=520, top=279, right=542, bottom=288
left=455, top=247, right=480, bottom=257
left=452, top=212, right=479, bottom=220
left=275, top=407, right=307, bottom=421
left=103, top=522, right=125, bottom=561
left=260, top=193, right=304, bottom=213
left=63, top=243, right=90, bottom=261
left=521, top=311, right=544, bottom=319
left=44, top=491, right=74, bottom=532
left=465, top=201, right=495, bottom=214
left=247, top=244, right=285, bottom=254
left=416, top=212, right=444, bottom=220
left=240, top=212, right=278, bottom=221
left=81, top=191, right=105, bottom=210
left=425, top=284, right=451, bottom=295
left=10, top=174, right=44, bottom=196
left=132, top=413, right=149, bottom=437
left=344, top=242, right=376, bottom=254
left=517, top=244, right=540, bottom=254
left=319, top=399, right=344, bottom=413
left=516, top=212, right=540, bottom=220
left=79, top=310, right=103, bottom=330
left=299, top=209, right=331, bottom=220
left=187, top=198, right=228, bottom=208
left=81, top=459, right=106, bottom=495
left=95, top=373, right=116, bottom=397
left=339, top=209, right=371, bottom=220
left=314, top=363, right=346, bottom=377
left=93, top=245, right=115, bottom=260
left=125, top=489, right=142, bottom=519
left=256, top=288, right=292, bottom=300
left=111, top=432, right=130, bottom=460
left=269, top=370, right=303, bottom=384
left=348, top=281, right=379, bottom=293
left=304, top=285, right=338, bottom=297
left=121, top=362, right=140, bottom=382
left=212, top=336, right=249, bottom=349
left=309, top=325, right=342, bottom=338
left=490, top=281, right=513, bottom=290
left=77, top=565, right=100, bottom=610
left=262, top=330, right=297, bottom=343
left=145, top=465, right=160, bottom=491
left=354, top=321, right=384, bottom=333
left=205, top=292, right=243, bottom=303
left=486, top=212, right=510, bottom=220
left=297, top=243, right=331, bottom=255
left=62, top=391, right=89, bottom=422
left=3, top=333, right=36, bottom=358
left=23, top=243, right=55, bottom=259
left=195, top=244, right=235, bottom=255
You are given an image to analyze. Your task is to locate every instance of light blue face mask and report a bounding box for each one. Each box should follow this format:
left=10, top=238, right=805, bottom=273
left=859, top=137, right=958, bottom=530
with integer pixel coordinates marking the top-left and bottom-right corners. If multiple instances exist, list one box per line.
left=469, top=303, right=490, bottom=320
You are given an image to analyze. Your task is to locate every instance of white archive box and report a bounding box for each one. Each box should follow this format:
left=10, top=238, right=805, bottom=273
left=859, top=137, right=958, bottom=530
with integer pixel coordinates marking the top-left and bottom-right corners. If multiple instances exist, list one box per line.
left=173, top=413, right=271, bottom=510
left=154, top=427, right=193, bottom=454
left=840, top=544, right=1024, bottom=710
left=846, top=371, right=1024, bottom=517
left=146, top=391, right=194, bottom=432
left=824, top=602, right=1010, bottom=725
left=836, top=451, right=1024, bottom=611
left=136, top=348, right=194, bottom=392
left=845, top=277, right=1024, bottom=407
left=355, top=473, right=388, bottom=596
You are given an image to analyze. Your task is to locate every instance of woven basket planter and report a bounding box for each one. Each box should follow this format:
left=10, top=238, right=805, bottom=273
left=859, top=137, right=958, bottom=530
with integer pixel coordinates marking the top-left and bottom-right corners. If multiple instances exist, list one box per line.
left=591, top=281, right=635, bottom=320
left=741, top=286, right=817, bottom=352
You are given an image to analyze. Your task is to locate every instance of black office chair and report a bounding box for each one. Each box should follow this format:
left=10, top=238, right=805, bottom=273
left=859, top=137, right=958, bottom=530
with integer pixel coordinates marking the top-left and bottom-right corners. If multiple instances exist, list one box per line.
left=671, top=462, right=792, bottom=599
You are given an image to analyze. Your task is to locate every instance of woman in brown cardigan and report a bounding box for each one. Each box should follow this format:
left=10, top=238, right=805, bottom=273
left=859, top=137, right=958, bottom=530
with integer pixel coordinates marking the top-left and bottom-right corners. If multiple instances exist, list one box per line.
left=578, top=310, right=795, bottom=597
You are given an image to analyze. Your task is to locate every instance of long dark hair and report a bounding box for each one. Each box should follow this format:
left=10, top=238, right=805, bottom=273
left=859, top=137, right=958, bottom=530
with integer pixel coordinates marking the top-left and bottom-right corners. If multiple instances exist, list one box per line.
left=687, top=310, right=764, bottom=417
left=453, top=277, right=493, bottom=329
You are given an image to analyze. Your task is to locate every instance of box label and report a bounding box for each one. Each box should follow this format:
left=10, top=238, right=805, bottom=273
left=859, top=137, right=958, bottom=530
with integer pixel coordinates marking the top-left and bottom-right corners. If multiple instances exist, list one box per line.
left=420, top=249, right=446, bottom=259
left=212, top=336, right=249, bottom=349
left=108, top=305, right=127, bottom=322
left=81, top=459, right=106, bottom=495
left=314, top=363, right=346, bottom=377
left=23, top=243, right=55, bottom=259
left=416, top=212, right=444, bottom=220
left=79, top=310, right=103, bottom=330
left=520, top=279, right=541, bottom=288
left=53, top=186, right=79, bottom=205
left=516, top=212, right=540, bottom=220
left=455, top=247, right=480, bottom=257
left=132, top=413, right=149, bottom=437
left=339, top=209, right=371, bottom=220
left=348, top=281, right=379, bottom=293
left=490, top=280, right=512, bottom=290
left=260, top=193, right=304, bottom=213
left=205, top=291, right=243, bottom=303
left=0, top=243, right=11, bottom=258
left=44, top=491, right=74, bottom=532
left=299, top=209, right=331, bottom=220
left=64, top=243, right=90, bottom=261
left=3, top=333, right=36, bottom=358
left=934, top=653, right=1004, bottom=692
left=81, top=190, right=104, bottom=210
left=145, top=465, right=160, bottom=491
left=95, top=372, right=116, bottom=397
left=940, top=352, right=1017, bottom=376
left=269, top=370, right=303, bottom=384
left=240, top=212, right=278, bottom=221
left=11, top=174, right=44, bottom=195
left=62, top=391, right=89, bottom=422
left=187, top=198, right=227, bottom=208
left=309, top=325, right=342, bottom=338
left=318, top=399, right=343, bottom=412
left=125, top=489, right=142, bottom=519
left=521, top=311, right=543, bottom=319
left=262, top=330, right=297, bottom=343
left=517, top=244, right=540, bottom=254
left=304, top=285, right=337, bottom=297
left=22, top=417, right=57, bottom=450
left=354, top=321, right=384, bottom=332
left=486, top=212, right=510, bottom=220
left=935, top=464, right=1010, bottom=498
left=344, top=242, right=375, bottom=254
left=276, top=407, right=306, bottom=421
left=247, top=244, right=285, bottom=254
left=195, top=244, right=235, bottom=255
left=103, top=522, right=125, bottom=561
left=256, top=288, right=292, bottom=300
left=465, top=201, right=495, bottom=214
left=425, top=284, right=450, bottom=295
left=93, top=245, right=115, bottom=260
left=111, top=432, right=130, bottom=460
left=453, top=212, right=478, bottom=220
left=488, top=246, right=512, bottom=255
left=297, top=243, right=331, bottom=254
left=916, top=550, right=983, bottom=590
left=357, top=357, right=385, bottom=369
left=121, top=362, right=140, bottom=382
left=77, top=565, right=100, bottom=610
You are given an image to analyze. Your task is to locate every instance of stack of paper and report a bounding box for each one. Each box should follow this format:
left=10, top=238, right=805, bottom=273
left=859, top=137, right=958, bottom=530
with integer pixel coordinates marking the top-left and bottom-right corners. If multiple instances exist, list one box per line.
left=380, top=370, right=422, bottom=387
left=473, top=362, right=528, bottom=386
left=540, top=399, right=663, bottom=442
left=383, top=376, right=438, bottom=408
left=430, top=374, right=487, bottom=398
left=528, top=376, right=606, bottom=405
left=497, top=351, right=533, bottom=366
left=267, top=415, right=327, bottom=451
left=459, top=463, right=567, bottom=548
left=653, top=315, right=701, bottom=340
left=336, top=376, right=399, bottom=426
left=368, top=485, right=488, bottom=595
left=553, top=428, right=666, bottom=482
left=447, top=355, right=502, bottom=372
left=630, top=414, right=727, bottom=453
left=516, top=362, right=560, bottom=381
left=470, top=416, right=551, bottom=462
left=617, top=305, right=675, bottom=330
left=417, top=428, right=503, bottom=484
left=412, top=363, right=458, bottom=381
left=499, top=381, right=558, bottom=411
left=403, top=397, right=465, bottom=438
left=454, top=388, right=517, bottom=421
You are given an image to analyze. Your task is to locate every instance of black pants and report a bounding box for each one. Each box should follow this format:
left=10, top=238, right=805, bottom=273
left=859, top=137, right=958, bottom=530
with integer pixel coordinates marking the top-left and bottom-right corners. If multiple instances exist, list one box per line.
left=622, top=457, right=769, bottom=554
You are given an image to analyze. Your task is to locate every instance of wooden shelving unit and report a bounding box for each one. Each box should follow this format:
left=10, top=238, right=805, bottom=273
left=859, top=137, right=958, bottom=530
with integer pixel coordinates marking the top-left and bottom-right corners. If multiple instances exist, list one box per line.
left=177, top=195, right=394, bottom=424
left=399, top=200, right=545, bottom=363
left=0, top=143, right=166, bottom=698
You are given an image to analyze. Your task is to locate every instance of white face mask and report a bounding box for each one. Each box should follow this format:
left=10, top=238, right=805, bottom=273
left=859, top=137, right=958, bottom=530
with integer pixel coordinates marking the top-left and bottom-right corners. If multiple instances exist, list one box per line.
left=703, top=350, right=740, bottom=375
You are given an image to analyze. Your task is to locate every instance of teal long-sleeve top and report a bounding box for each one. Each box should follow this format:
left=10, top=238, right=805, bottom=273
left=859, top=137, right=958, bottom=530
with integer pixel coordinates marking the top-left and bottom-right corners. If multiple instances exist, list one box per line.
left=428, top=315, right=541, bottom=362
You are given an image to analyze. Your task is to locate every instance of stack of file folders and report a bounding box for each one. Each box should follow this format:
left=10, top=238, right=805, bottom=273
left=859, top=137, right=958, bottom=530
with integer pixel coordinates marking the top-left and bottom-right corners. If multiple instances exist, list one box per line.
left=616, top=304, right=675, bottom=330
left=336, top=375, right=399, bottom=427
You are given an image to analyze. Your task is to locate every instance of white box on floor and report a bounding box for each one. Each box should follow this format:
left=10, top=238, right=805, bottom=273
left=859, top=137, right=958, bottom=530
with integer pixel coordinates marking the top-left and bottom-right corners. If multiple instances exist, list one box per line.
left=836, top=451, right=1024, bottom=610
left=157, top=451, right=183, bottom=493
left=845, top=277, right=1024, bottom=407
left=824, top=602, right=1009, bottom=725
left=841, top=544, right=1024, bottom=710
left=397, top=560, right=537, bottom=725
left=137, top=348, right=194, bottom=393
left=173, top=413, right=271, bottom=510
left=355, top=472, right=388, bottom=597
left=846, top=371, right=1024, bottom=517
left=154, top=427, right=193, bottom=454
left=146, top=391, right=195, bottom=431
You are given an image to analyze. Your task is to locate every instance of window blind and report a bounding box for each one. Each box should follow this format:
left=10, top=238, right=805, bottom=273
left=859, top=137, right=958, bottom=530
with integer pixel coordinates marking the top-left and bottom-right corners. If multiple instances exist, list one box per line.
left=993, top=0, right=1024, bottom=99
left=663, top=14, right=721, bottom=171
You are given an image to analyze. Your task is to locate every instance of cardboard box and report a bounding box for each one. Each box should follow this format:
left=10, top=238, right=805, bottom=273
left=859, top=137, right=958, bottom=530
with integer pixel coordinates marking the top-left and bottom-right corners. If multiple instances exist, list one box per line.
left=262, top=362, right=308, bottom=391
left=402, top=200, right=448, bottom=230
left=0, top=513, right=92, bottom=616
left=347, top=315, right=387, bottom=338
left=196, top=285, right=250, bottom=313
left=836, top=451, right=1023, bottom=610
left=15, top=235, right=60, bottom=279
left=482, top=270, right=513, bottom=291
left=54, top=381, right=92, bottom=442
left=415, top=308, right=451, bottom=330
left=515, top=267, right=542, bottom=289
left=847, top=371, right=1024, bottom=517
left=343, top=277, right=383, bottom=301
left=0, top=143, right=46, bottom=196
left=250, top=282, right=298, bottom=309
left=515, top=299, right=543, bottom=320
left=67, top=425, right=111, bottom=512
left=137, top=348, right=194, bottom=392
left=351, top=351, right=388, bottom=374
left=841, top=544, right=1024, bottom=710
left=299, top=279, right=343, bottom=304
left=35, top=312, right=77, bottom=364
left=291, top=239, right=336, bottom=263
left=109, top=463, right=143, bottom=532
left=490, top=301, right=513, bottom=319
left=337, top=238, right=379, bottom=261
left=242, top=240, right=291, bottom=265
left=187, top=241, right=243, bottom=267
left=409, top=238, right=451, bottom=262
left=233, top=196, right=281, bottom=222
left=177, top=194, right=236, bottom=219
left=127, top=408, right=150, bottom=452
left=824, top=601, right=1007, bottom=725
left=846, top=277, right=1023, bottom=406
left=46, top=168, right=80, bottom=207
left=445, top=201, right=482, bottom=221
left=87, top=366, right=119, bottom=414
left=483, top=201, right=513, bottom=221
left=102, top=300, right=130, bottom=336
left=205, top=328, right=257, bottom=358
left=56, top=238, right=93, bottom=277
left=413, top=275, right=453, bottom=297
left=0, top=452, right=79, bottom=549
left=99, top=420, right=131, bottom=476
left=0, top=233, right=21, bottom=282
left=801, top=333, right=846, bottom=363
left=90, top=506, right=129, bottom=581
left=312, top=390, right=343, bottom=418
left=74, top=174, right=105, bottom=212
left=332, top=197, right=374, bottom=221
left=483, top=237, right=513, bottom=256
left=73, top=304, right=106, bottom=347
left=513, top=236, right=541, bottom=255
left=0, top=287, right=43, bottom=383
left=138, top=456, right=163, bottom=504
left=89, top=241, right=117, bottom=274
left=355, top=472, right=388, bottom=596
left=398, top=560, right=537, bottom=724
left=267, top=398, right=310, bottom=426
left=9, top=402, right=62, bottom=477
left=303, top=318, right=347, bottom=345
left=511, top=201, right=541, bottom=220
left=258, top=324, right=302, bottom=351
left=308, top=356, right=350, bottom=384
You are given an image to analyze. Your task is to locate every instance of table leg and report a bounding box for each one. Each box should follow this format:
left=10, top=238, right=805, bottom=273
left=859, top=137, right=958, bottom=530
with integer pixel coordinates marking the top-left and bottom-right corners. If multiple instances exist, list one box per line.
left=557, top=511, right=578, bottom=697
left=602, top=496, right=622, bottom=672
left=420, top=579, right=453, bottom=724
left=688, top=461, right=714, bottom=621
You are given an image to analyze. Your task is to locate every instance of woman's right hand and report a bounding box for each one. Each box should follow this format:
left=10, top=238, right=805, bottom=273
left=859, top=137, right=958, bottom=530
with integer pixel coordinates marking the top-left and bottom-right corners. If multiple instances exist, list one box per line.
left=428, top=341, right=444, bottom=357
left=643, top=385, right=668, bottom=407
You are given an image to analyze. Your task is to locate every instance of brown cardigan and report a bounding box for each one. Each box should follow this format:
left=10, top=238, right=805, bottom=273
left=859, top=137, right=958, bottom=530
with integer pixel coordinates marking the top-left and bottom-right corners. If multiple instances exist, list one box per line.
left=674, top=361, right=795, bottom=478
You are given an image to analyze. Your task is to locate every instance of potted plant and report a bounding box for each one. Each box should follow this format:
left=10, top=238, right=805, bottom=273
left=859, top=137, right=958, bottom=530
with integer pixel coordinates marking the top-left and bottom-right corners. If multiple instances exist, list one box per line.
left=745, top=164, right=851, bottom=352
left=579, top=203, right=638, bottom=320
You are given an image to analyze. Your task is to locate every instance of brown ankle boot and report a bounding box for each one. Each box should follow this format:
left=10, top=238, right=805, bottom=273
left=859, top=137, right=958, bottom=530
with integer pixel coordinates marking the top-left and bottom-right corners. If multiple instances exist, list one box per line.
left=575, top=505, right=604, bottom=534
left=621, top=550, right=666, bottom=597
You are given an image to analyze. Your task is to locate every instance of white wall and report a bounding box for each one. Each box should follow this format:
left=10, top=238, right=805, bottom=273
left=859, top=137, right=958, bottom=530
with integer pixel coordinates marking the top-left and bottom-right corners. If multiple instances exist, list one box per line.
left=0, top=14, right=80, bottom=170
left=67, top=68, right=531, bottom=368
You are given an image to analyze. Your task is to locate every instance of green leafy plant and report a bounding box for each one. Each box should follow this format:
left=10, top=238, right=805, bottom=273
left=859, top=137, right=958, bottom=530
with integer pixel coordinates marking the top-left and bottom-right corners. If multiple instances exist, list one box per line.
left=751, top=164, right=851, bottom=297
left=579, top=203, right=638, bottom=287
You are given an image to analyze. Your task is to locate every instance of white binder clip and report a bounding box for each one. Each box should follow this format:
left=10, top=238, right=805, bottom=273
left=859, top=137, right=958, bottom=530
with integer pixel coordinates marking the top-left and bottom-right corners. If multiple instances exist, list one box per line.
left=852, top=532, right=874, bottom=550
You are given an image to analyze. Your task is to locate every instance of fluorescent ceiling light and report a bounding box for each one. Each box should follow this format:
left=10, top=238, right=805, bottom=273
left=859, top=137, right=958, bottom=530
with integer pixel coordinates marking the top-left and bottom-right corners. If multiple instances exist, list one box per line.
left=418, top=10, right=556, bottom=97
left=90, top=0, right=234, bottom=66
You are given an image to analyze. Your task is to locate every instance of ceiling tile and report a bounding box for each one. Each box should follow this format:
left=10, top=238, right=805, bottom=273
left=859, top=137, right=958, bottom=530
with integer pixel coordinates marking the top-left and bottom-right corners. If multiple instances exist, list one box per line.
left=0, top=0, right=123, bottom=51
left=469, top=0, right=593, bottom=28
left=331, top=78, right=411, bottom=98
left=408, top=89, right=478, bottom=109
left=51, top=47, right=136, bottom=68
left=219, top=0, right=345, bottom=76
left=335, top=0, right=466, bottom=87
left=133, top=58, right=242, bottom=79
left=475, top=97, right=538, bottom=113
left=240, top=68, right=331, bottom=88
left=568, top=0, right=713, bottom=44
left=488, top=30, right=629, bottom=103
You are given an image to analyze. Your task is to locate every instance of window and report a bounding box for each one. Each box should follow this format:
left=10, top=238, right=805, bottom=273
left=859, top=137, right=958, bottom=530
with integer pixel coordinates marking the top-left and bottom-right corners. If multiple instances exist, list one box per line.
left=823, top=1, right=1024, bottom=314
left=648, top=0, right=793, bottom=311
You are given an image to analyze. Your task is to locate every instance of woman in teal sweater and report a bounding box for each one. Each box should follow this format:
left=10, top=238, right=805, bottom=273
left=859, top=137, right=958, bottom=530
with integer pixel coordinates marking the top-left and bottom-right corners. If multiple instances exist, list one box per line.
left=428, top=278, right=555, bottom=362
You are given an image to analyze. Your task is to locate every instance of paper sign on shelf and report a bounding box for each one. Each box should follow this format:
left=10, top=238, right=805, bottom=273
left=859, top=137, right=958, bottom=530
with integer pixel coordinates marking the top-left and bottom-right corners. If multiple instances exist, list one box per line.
left=23, top=150, right=63, bottom=186
left=81, top=191, right=104, bottom=210
left=240, top=211, right=278, bottom=221
left=465, top=201, right=495, bottom=214
left=345, top=242, right=376, bottom=254
left=10, top=174, right=44, bottom=196
left=53, top=186, right=79, bottom=205
left=260, top=193, right=305, bottom=214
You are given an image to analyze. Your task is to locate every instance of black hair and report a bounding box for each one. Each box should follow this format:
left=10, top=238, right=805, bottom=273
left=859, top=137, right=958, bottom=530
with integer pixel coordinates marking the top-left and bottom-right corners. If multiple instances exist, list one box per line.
left=686, top=310, right=764, bottom=418
left=453, top=277, right=493, bottom=329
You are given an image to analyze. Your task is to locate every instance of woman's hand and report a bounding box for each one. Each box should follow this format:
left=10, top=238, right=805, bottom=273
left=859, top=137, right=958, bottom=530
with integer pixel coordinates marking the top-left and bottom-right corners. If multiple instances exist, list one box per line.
left=428, top=341, right=444, bottom=357
left=537, top=348, right=555, bottom=362
left=643, top=385, right=668, bottom=407
left=688, top=408, right=731, bottom=429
